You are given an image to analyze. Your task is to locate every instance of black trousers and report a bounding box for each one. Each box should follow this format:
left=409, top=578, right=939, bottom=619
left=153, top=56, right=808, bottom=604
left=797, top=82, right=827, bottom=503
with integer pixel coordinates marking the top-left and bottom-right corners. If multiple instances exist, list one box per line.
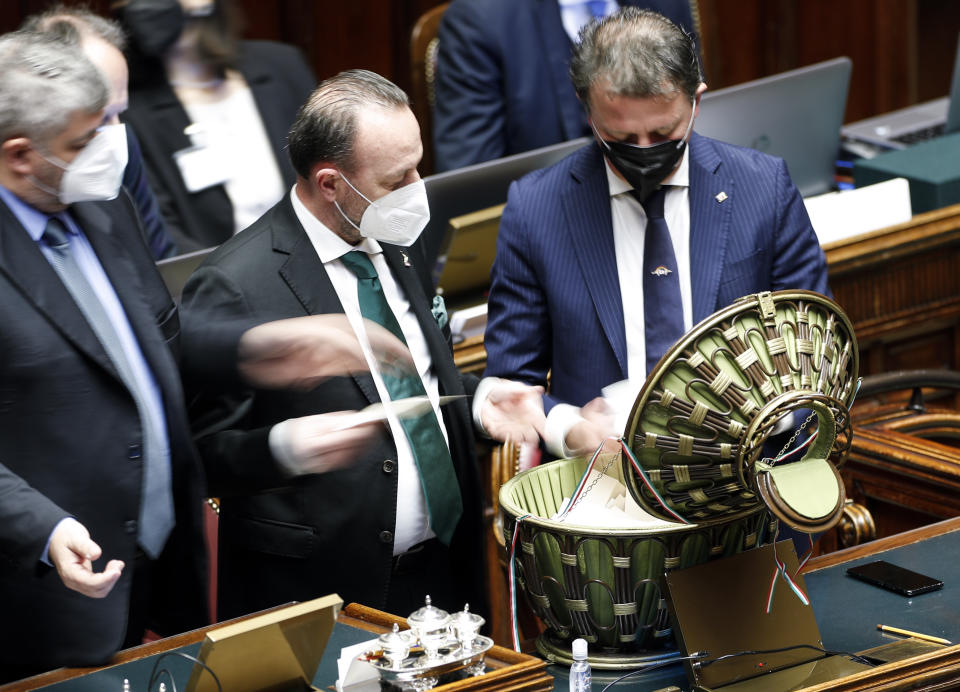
left=385, top=538, right=465, bottom=617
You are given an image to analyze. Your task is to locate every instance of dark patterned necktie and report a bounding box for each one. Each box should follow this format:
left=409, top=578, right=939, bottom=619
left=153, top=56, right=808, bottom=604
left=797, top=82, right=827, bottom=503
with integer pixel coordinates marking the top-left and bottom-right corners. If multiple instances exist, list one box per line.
left=634, top=187, right=685, bottom=375
left=339, top=250, right=462, bottom=545
left=43, top=217, right=174, bottom=558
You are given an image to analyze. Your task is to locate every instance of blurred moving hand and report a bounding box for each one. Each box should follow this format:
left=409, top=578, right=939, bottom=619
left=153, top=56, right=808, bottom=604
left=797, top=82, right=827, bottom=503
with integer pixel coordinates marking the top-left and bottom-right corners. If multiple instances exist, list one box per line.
left=271, top=412, right=381, bottom=475
left=239, top=315, right=414, bottom=390
left=480, top=379, right=546, bottom=446
left=564, top=397, right=618, bottom=456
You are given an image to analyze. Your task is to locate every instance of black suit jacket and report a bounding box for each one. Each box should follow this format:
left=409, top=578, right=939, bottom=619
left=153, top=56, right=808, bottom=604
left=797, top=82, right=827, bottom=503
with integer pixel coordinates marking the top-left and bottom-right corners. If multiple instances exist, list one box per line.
left=180, top=195, right=485, bottom=619
left=123, top=40, right=316, bottom=252
left=0, top=192, right=207, bottom=671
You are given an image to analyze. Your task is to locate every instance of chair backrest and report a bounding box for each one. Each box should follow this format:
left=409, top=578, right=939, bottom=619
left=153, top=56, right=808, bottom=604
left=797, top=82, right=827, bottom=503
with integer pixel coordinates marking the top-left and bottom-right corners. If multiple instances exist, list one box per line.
left=410, top=3, right=449, bottom=176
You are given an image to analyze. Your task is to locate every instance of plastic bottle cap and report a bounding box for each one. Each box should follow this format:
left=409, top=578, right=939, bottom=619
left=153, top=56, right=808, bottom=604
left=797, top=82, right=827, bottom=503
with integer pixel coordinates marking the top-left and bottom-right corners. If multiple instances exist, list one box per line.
left=571, top=638, right=588, bottom=660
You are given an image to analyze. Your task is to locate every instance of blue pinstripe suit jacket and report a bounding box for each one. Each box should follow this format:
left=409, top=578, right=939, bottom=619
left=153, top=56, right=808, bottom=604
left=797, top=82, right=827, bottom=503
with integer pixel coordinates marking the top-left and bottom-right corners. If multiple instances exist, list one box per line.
left=484, top=133, right=830, bottom=411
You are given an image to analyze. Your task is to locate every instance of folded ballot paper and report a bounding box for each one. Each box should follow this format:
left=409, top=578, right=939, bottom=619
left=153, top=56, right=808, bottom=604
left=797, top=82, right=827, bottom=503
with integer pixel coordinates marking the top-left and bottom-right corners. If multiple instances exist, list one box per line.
left=553, top=458, right=682, bottom=530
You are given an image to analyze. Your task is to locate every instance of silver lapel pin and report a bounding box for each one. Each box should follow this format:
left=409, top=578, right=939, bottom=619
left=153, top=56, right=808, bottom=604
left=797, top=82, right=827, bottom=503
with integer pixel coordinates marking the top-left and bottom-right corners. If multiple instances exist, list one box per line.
left=400, top=250, right=411, bottom=267
left=715, top=191, right=729, bottom=203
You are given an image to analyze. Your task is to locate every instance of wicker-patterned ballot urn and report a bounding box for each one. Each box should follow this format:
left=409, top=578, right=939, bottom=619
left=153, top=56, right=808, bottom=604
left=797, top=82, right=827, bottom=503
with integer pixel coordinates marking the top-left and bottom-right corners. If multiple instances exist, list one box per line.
left=499, top=291, right=858, bottom=668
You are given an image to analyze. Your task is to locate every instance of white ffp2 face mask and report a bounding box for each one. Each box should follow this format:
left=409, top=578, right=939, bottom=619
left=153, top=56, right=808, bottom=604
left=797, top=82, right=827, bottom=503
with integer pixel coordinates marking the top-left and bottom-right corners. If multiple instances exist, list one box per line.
left=38, top=124, right=128, bottom=204
left=335, top=174, right=430, bottom=247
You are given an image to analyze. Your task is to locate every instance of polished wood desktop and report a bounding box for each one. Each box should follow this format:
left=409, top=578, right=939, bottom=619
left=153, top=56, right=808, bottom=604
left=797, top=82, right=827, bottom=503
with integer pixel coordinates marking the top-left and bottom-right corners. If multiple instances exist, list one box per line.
left=0, top=604, right=550, bottom=692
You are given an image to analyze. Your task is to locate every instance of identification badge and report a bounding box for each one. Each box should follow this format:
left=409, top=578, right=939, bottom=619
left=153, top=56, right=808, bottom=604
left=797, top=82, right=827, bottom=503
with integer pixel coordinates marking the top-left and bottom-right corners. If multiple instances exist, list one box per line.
left=174, top=144, right=231, bottom=193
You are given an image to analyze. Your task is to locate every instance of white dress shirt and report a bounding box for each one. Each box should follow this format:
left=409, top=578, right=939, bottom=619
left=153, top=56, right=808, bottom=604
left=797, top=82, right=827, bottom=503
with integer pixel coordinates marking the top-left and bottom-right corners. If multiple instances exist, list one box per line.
left=544, top=147, right=694, bottom=456
left=281, top=187, right=451, bottom=554
left=182, top=87, right=285, bottom=234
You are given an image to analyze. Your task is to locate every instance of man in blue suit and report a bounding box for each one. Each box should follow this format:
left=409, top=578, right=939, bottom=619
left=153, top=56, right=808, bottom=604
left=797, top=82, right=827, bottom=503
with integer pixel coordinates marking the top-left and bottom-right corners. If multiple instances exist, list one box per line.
left=484, top=8, right=829, bottom=457
left=433, top=0, right=699, bottom=172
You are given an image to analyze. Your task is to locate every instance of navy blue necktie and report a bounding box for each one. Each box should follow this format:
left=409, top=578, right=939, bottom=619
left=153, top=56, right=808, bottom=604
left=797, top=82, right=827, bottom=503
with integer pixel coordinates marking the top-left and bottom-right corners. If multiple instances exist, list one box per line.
left=636, top=187, right=685, bottom=375
left=339, top=251, right=462, bottom=545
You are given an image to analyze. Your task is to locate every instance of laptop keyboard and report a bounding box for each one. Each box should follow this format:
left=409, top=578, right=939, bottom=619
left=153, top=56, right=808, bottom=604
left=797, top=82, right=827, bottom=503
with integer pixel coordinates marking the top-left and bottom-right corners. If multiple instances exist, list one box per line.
left=892, top=123, right=945, bottom=145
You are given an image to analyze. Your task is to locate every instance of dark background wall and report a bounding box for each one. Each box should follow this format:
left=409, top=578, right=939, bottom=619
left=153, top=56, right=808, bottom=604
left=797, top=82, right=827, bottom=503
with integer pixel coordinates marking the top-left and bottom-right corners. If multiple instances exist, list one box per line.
left=2, top=0, right=959, bottom=143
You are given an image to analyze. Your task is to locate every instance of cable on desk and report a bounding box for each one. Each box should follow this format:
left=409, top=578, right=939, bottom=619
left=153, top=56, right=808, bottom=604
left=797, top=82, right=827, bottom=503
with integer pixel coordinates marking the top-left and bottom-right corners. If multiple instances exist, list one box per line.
left=699, top=643, right=875, bottom=669
left=147, top=651, right=223, bottom=692
left=598, top=644, right=876, bottom=691
left=598, top=651, right=709, bottom=692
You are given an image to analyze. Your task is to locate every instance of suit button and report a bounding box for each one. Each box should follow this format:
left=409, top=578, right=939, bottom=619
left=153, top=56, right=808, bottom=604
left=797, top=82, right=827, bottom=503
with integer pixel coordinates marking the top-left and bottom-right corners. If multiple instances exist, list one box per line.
left=124, top=520, right=138, bottom=534
left=379, top=530, right=393, bottom=544
left=128, top=443, right=142, bottom=459
left=382, top=459, right=395, bottom=474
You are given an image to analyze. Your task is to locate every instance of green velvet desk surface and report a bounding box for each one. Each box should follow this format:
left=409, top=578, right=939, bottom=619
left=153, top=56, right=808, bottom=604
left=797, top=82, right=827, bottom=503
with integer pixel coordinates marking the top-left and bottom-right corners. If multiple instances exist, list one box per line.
left=21, top=521, right=960, bottom=692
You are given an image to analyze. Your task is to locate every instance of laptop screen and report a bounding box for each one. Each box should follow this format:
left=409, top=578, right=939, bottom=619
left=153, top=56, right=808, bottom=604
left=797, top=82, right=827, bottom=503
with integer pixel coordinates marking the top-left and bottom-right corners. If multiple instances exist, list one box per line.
left=665, top=541, right=826, bottom=689
left=694, top=57, right=851, bottom=197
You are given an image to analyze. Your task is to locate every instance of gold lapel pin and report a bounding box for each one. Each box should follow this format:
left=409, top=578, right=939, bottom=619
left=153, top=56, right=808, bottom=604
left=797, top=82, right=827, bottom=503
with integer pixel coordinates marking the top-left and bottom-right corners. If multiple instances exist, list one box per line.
left=715, top=191, right=728, bottom=203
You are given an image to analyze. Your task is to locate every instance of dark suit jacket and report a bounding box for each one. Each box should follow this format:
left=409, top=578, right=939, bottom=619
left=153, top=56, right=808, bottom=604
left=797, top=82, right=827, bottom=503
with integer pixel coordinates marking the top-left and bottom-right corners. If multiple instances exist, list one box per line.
left=0, top=192, right=206, bottom=671
left=484, top=135, right=830, bottom=411
left=124, top=124, right=177, bottom=260
left=123, top=40, right=315, bottom=252
left=433, top=0, right=699, bottom=172
left=180, top=195, right=485, bottom=620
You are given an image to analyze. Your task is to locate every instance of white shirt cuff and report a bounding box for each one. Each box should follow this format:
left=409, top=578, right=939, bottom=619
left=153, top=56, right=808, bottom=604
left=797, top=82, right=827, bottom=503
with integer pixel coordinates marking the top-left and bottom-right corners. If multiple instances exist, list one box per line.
left=471, top=376, right=504, bottom=438
left=544, top=403, right=586, bottom=459
left=268, top=420, right=300, bottom=476
left=41, top=517, right=74, bottom=566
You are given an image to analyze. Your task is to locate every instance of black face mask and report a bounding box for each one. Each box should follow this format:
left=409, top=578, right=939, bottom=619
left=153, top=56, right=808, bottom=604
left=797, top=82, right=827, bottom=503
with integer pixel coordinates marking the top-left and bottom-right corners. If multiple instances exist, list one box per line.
left=121, top=0, right=185, bottom=57
left=595, top=105, right=696, bottom=202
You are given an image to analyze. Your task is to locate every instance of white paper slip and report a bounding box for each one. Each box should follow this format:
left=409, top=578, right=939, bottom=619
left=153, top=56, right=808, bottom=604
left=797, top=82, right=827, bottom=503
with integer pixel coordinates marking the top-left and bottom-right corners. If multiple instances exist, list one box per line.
left=327, top=395, right=467, bottom=432
left=336, top=638, right=381, bottom=692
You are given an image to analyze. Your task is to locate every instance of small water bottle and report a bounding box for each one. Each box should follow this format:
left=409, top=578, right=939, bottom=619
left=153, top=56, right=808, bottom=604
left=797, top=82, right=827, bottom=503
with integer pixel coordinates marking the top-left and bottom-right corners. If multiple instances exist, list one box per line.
left=569, top=638, right=591, bottom=692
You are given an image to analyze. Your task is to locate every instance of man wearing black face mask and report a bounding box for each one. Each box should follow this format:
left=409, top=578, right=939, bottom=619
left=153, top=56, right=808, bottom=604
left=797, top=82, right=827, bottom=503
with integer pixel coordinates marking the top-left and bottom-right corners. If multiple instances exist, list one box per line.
left=484, top=7, right=829, bottom=458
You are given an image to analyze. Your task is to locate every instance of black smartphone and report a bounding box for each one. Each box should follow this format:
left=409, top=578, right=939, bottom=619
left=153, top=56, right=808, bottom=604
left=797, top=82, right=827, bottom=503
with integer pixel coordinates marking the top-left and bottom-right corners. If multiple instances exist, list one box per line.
left=846, top=560, right=943, bottom=596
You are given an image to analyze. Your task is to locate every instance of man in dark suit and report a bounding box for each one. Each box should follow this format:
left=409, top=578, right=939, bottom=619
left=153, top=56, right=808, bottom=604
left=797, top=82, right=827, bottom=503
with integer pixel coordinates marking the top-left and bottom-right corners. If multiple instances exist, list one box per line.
left=484, top=8, right=829, bottom=456
left=181, top=69, right=543, bottom=621
left=433, top=0, right=700, bottom=171
left=0, top=31, right=206, bottom=680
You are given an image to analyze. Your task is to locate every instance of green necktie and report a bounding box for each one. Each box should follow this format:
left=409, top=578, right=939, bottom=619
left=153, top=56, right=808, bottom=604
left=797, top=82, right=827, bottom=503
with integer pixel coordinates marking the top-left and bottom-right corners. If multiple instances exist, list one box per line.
left=340, top=250, right=463, bottom=545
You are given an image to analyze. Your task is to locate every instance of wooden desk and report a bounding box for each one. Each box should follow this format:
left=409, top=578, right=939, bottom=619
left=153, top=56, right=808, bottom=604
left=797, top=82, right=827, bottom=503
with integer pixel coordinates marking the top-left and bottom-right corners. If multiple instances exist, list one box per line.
left=820, top=202, right=960, bottom=377
left=0, top=604, right=550, bottom=692
left=7, top=520, right=960, bottom=691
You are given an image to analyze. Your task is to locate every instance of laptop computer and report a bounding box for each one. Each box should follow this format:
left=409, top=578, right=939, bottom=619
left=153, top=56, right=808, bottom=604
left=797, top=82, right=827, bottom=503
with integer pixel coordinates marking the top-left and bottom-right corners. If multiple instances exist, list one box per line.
left=664, top=541, right=872, bottom=691
left=842, top=33, right=960, bottom=151
left=694, top=57, right=852, bottom=197
left=156, top=246, right=214, bottom=302
left=422, top=136, right=591, bottom=283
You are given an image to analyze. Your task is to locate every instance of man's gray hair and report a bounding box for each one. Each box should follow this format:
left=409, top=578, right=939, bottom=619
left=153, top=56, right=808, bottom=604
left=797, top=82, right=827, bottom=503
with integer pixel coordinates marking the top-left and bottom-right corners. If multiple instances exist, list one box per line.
left=571, top=7, right=702, bottom=112
left=0, top=30, right=108, bottom=145
left=288, top=69, right=411, bottom=179
left=21, top=5, right=127, bottom=51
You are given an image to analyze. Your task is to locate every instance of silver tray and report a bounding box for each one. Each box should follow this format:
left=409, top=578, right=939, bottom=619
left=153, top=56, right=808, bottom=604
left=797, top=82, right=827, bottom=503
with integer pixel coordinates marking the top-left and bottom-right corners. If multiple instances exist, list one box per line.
left=364, top=635, right=495, bottom=691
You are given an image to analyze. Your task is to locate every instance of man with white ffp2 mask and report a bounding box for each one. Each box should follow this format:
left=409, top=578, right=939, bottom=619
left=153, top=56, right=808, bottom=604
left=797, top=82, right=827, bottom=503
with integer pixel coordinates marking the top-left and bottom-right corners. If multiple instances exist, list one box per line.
left=180, top=69, right=547, bottom=621
left=30, top=122, right=127, bottom=204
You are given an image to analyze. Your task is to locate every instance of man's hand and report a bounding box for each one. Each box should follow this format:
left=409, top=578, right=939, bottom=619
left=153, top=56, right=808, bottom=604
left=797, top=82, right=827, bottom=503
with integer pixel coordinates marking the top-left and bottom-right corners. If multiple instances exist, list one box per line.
left=564, top=397, right=618, bottom=456
left=48, top=518, right=124, bottom=599
left=480, top=380, right=546, bottom=445
left=273, top=412, right=381, bottom=475
left=238, top=315, right=414, bottom=390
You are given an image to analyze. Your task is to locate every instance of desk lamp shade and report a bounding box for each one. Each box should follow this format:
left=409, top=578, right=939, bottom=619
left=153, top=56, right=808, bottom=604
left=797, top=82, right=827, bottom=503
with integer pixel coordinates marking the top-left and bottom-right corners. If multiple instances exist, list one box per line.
left=499, top=291, right=858, bottom=667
